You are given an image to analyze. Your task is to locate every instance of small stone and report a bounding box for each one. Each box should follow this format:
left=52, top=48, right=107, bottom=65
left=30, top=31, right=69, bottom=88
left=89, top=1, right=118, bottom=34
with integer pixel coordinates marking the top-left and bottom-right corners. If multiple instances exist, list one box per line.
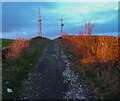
left=7, top=88, right=13, bottom=93
left=29, top=63, right=32, bottom=66
left=6, top=69, right=10, bottom=72
left=5, top=81, right=9, bottom=84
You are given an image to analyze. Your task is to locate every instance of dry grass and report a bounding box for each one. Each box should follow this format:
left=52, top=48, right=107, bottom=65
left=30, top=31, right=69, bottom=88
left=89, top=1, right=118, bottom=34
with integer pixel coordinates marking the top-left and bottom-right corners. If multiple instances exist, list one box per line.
left=62, top=22, right=118, bottom=68
left=6, top=37, right=29, bottom=59
left=57, top=35, right=120, bottom=99
left=58, top=22, right=120, bottom=99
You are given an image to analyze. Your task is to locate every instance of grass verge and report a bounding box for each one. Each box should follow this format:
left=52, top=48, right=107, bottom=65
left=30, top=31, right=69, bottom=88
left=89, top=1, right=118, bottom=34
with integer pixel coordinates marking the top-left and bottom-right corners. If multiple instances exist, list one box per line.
left=2, top=36, right=50, bottom=99
left=56, top=37, right=120, bottom=100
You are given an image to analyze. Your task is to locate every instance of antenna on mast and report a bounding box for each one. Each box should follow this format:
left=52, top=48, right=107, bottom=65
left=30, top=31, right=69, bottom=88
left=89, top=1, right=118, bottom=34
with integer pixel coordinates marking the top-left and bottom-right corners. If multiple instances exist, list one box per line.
left=59, top=19, right=64, bottom=36
left=38, top=8, right=42, bottom=36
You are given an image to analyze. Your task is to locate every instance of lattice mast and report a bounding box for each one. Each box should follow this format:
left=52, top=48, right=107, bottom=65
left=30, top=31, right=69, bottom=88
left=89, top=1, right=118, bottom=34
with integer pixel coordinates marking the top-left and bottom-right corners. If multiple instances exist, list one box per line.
left=59, top=19, right=64, bottom=36
left=38, top=8, right=42, bottom=36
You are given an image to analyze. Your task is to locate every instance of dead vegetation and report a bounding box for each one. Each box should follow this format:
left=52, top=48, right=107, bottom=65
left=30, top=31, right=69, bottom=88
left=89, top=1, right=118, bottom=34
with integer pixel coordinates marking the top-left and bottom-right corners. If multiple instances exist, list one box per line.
left=56, top=22, right=120, bottom=99
left=62, top=22, right=119, bottom=69
left=6, top=38, right=29, bottom=59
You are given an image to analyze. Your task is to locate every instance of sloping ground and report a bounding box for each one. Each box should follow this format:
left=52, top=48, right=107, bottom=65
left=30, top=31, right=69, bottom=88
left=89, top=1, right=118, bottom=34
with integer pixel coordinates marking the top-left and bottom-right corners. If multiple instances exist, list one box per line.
left=56, top=36, right=120, bottom=100
left=19, top=41, right=94, bottom=100
left=2, top=36, right=50, bottom=99
left=2, top=37, right=95, bottom=100
left=20, top=41, right=67, bottom=99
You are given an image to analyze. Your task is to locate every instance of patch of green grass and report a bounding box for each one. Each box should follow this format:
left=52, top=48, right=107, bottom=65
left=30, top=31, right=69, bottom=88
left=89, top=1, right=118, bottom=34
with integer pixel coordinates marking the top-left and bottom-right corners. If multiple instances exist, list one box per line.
left=2, top=37, right=50, bottom=99
left=1, top=39, right=14, bottom=48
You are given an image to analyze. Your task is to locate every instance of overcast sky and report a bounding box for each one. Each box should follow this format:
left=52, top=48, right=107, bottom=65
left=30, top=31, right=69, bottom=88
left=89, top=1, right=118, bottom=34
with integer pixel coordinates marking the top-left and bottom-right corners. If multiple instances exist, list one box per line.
left=2, top=2, right=118, bottom=39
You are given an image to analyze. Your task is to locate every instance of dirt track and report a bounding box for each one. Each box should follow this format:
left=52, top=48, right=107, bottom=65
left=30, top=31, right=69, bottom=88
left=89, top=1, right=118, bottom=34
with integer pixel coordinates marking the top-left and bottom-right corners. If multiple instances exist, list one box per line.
left=20, top=41, right=94, bottom=100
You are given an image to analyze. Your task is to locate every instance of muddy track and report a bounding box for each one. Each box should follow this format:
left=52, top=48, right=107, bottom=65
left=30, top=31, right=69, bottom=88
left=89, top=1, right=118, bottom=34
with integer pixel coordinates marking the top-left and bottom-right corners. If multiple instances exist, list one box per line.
left=19, top=41, right=94, bottom=100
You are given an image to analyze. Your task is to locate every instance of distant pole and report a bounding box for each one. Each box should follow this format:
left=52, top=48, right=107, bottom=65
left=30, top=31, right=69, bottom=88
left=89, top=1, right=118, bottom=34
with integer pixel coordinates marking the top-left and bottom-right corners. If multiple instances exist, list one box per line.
left=59, top=19, right=64, bottom=36
left=38, top=8, right=42, bottom=36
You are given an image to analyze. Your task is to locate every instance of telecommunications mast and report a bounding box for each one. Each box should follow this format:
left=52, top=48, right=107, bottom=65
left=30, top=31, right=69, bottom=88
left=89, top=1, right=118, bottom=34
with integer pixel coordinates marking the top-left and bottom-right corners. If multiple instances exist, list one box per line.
left=59, top=19, right=64, bottom=36
left=38, top=8, right=42, bottom=36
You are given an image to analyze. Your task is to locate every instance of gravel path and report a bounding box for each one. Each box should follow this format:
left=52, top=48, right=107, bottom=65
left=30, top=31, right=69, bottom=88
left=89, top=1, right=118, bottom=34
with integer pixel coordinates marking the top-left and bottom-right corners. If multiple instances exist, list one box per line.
left=20, top=41, right=94, bottom=100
